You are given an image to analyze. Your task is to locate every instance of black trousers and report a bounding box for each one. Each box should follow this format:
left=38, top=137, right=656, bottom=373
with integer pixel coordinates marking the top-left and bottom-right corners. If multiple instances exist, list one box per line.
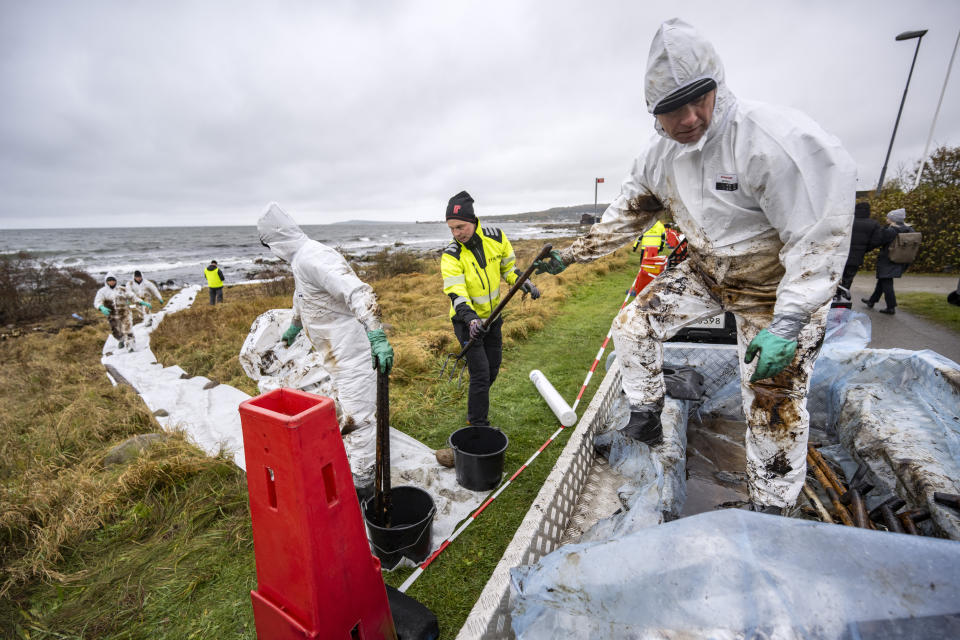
left=452, top=316, right=503, bottom=426
left=868, top=278, right=896, bottom=309
left=840, top=263, right=860, bottom=290
left=209, top=286, right=223, bottom=305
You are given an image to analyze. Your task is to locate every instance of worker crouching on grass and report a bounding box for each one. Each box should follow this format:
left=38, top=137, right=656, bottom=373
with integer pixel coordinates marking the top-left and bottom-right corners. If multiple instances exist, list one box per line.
left=257, top=202, right=394, bottom=493
left=533, top=19, right=856, bottom=514
left=435, top=191, right=541, bottom=467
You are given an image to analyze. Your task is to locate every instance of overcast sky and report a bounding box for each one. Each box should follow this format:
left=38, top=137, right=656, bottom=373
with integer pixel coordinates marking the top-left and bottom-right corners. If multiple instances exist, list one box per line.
left=2, top=1, right=959, bottom=229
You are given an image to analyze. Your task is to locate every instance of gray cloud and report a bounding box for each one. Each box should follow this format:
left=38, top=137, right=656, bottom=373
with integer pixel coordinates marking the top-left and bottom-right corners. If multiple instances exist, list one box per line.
left=1, top=0, right=959, bottom=228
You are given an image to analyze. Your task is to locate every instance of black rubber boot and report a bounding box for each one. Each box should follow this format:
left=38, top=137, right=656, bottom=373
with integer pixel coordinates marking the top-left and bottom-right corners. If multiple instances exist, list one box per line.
left=619, top=409, right=663, bottom=446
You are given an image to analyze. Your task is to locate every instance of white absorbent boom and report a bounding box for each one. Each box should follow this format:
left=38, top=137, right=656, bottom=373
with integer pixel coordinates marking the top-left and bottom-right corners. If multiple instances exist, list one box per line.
left=529, top=369, right=578, bottom=427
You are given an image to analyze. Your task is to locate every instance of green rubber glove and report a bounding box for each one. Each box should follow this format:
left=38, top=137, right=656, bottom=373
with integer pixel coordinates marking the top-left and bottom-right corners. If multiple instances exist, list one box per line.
left=159, top=298, right=164, bottom=305
left=139, top=301, right=152, bottom=310
left=532, top=250, right=566, bottom=275
left=98, top=305, right=111, bottom=317
left=744, top=329, right=798, bottom=382
left=367, top=329, right=394, bottom=374
left=281, top=324, right=302, bottom=346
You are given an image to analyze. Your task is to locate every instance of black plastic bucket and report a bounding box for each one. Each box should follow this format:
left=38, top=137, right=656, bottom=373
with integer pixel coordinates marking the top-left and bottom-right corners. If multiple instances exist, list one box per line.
left=363, top=485, right=435, bottom=571
left=449, top=426, right=509, bottom=491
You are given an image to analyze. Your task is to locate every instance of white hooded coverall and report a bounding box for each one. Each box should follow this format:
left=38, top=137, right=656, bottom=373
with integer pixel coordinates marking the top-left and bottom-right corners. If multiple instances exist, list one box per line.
left=257, top=203, right=383, bottom=483
left=93, top=273, right=141, bottom=344
left=127, top=276, right=163, bottom=319
left=561, top=19, right=856, bottom=507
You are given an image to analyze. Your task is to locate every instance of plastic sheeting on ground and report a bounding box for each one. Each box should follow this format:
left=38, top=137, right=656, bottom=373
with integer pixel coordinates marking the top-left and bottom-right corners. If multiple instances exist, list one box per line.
left=100, top=285, right=252, bottom=469
left=236, top=308, right=494, bottom=567
left=510, top=509, right=960, bottom=640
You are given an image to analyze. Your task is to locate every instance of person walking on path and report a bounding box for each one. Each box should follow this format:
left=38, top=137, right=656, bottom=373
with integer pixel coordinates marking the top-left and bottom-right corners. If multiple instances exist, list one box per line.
left=94, top=273, right=146, bottom=349
left=204, top=260, right=225, bottom=305
left=533, top=18, right=855, bottom=514
left=257, top=202, right=394, bottom=489
left=838, top=202, right=881, bottom=299
left=862, top=208, right=916, bottom=315
left=127, top=270, right=164, bottom=321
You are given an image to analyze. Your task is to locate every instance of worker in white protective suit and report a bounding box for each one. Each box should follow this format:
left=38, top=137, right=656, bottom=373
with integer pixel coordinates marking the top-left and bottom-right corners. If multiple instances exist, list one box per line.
left=533, top=18, right=856, bottom=513
left=256, top=203, right=394, bottom=490
left=127, top=270, right=164, bottom=322
left=93, top=273, right=146, bottom=349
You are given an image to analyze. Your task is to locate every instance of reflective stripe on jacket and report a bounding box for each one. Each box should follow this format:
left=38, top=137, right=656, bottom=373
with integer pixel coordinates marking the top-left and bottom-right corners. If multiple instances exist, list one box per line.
left=441, top=222, right=518, bottom=319
left=632, top=220, right=666, bottom=253
left=204, top=267, right=224, bottom=288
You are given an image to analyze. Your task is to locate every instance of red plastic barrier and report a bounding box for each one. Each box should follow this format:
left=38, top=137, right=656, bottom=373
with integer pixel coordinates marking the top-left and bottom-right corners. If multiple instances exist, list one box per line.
left=239, top=388, right=396, bottom=640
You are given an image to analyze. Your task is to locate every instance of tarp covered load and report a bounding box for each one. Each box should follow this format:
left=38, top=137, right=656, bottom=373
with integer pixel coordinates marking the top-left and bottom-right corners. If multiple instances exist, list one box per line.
left=510, top=509, right=960, bottom=639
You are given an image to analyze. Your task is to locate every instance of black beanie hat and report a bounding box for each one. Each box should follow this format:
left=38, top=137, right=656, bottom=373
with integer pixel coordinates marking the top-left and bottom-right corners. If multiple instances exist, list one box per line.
left=134, top=270, right=142, bottom=278
left=446, top=191, right=477, bottom=223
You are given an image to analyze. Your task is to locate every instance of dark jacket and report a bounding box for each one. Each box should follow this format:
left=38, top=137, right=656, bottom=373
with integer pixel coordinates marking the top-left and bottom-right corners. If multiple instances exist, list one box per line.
left=845, top=208, right=882, bottom=267
left=875, top=223, right=915, bottom=279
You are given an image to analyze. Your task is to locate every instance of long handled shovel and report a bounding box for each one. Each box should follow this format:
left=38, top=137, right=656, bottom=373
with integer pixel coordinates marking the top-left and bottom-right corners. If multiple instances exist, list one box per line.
left=439, top=243, right=553, bottom=384
left=373, top=368, right=391, bottom=527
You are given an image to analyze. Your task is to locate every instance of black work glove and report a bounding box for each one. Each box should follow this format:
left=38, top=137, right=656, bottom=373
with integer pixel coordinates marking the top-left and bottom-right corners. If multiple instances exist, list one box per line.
left=521, top=280, right=541, bottom=300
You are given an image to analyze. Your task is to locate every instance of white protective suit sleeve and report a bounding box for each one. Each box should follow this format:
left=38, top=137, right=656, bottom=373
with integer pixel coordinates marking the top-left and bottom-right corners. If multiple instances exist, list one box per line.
left=93, top=287, right=108, bottom=310
left=739, top=112, right=856, bottom=325
left=297, top=254, right=382, bottom=333
left=560, top=157, right=662, bottom=265
left=145, top=279, right=162, bottom=300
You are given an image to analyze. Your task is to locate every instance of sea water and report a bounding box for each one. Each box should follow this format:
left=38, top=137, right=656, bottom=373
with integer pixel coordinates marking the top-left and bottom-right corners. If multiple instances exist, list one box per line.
left=1, top=220, right=576, bottom=287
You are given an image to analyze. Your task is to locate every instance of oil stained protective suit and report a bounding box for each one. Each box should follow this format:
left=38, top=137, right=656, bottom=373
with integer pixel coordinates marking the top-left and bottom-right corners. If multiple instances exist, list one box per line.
left=560, top=19, right=856, bottom=508
left=257, top=203, right=384, bottom=484
left=94, top=273, right=141, bottom=346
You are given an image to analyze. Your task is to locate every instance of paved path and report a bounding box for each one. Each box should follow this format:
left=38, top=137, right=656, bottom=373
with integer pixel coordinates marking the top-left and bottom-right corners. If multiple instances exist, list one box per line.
left=849, top=273, right=960, bottom=365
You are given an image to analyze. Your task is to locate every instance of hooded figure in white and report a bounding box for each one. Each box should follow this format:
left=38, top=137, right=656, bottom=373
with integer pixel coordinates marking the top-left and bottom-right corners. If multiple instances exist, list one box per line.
left=257, top=203, right=394, bottom=486
left=536, top=19, right=856, bottom=511
left=94, top=273, right=143, bottom=347
left=127, top=271, right=164, bottom=320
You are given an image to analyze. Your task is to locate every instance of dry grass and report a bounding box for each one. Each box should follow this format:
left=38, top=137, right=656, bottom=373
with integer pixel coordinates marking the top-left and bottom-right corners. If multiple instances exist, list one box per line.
left=0, top=326, right=175, bottom=592
left=0, top=236, right=639, bottom=637
left=149, top=239, right=630, bottom=396
left=1, top=321, right=253, bottom=636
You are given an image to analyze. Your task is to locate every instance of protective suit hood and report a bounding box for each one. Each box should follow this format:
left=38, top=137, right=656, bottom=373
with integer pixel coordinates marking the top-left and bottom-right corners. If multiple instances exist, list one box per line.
left=105, top=273, right=117, bottom=287
left=646, top=18, right=734, bottom=144
left=257, top=202, right=309, bottom=263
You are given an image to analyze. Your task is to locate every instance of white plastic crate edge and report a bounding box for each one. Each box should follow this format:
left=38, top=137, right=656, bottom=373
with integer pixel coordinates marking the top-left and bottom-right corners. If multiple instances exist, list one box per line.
left=454, top=360, right=623, bottom=640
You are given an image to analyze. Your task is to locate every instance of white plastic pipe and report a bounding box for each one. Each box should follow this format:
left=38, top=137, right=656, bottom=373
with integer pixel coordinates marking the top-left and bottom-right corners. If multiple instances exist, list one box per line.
left=529, top=369, right=577, bottom=427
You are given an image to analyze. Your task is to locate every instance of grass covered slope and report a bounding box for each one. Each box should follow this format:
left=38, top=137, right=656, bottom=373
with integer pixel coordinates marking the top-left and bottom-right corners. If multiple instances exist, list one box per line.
left=2, top=241, right=645, bottom=638
left=0, top=326, right=256, bottom=638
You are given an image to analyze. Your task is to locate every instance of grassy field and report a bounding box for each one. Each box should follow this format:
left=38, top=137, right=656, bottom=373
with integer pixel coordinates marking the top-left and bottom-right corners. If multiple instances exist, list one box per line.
left=1, top=239, right=646, bottom=638
left=897, top=291, right=960, bottom=333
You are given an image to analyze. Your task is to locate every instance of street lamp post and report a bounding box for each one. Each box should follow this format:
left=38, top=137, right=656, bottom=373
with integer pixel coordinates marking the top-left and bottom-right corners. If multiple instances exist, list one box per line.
left=876, top=29, right=928, bottom=193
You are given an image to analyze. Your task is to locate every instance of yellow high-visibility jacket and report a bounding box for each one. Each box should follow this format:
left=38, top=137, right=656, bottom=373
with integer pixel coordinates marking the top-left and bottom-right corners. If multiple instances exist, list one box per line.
left=204, top=266, right=224, bottom=288
left=441, top=222, right=518, bottom=320
left=632, top=220, right=666, bottom=253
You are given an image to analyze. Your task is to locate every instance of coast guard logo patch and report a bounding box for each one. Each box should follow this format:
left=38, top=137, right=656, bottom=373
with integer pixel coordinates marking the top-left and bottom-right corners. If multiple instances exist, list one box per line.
left=715, top=173, right=738, bottom=191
